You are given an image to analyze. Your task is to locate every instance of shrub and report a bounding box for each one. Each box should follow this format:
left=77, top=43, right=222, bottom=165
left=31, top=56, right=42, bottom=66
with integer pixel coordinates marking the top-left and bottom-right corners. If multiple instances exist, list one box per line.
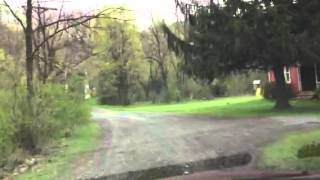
left=263, top=82, right=296, bottom=100
left=168, top=88, right=183, bottom=102
left=0, top=84, right=90, bottom=170
left=224, top=71, right=266, bottom=96
left=98, top=95, right=119, bottom=105
left=150, top=89, right=168, bottom=104
left=12, top=84, right=90, bottom=152
left=180, top=79, right=214, bottom=100
left=297, top=142, right=320, bottom=159
left=195, top=86, right=214, bottom=99
left=210, top=83, right=227, bottom=97
left=0, top=91, right=14, bottom=167
left=67, top=73, right=86, bottom=97
left=49, top=85, right=90, bottom=132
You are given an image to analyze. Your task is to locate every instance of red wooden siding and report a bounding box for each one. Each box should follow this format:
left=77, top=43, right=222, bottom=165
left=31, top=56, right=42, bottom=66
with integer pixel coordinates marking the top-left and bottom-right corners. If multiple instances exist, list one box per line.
left=268, top=71, right=275, bottom=82
left=290, top=66, right=300, bottom=94
left=267, top=65, right=301, bottom=94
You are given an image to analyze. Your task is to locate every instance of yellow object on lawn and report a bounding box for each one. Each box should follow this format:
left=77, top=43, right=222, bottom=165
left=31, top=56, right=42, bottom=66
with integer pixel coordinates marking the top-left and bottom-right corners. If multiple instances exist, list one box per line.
left=256, top=87, right=262, bottom=96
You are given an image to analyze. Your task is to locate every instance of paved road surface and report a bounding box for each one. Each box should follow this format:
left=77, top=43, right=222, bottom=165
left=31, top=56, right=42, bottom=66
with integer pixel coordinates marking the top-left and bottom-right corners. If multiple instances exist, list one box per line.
left=67, top=108, right=320, bottom=179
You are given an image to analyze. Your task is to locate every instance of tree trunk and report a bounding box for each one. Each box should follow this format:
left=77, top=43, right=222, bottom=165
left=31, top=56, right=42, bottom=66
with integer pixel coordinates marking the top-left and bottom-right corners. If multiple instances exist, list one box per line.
left=161, top=72, right=168, bottom=91
left=273, top=64, right=291, bottom=110
left=25, top=0, right=34, bottom=100
left=43, top=49, right=56, bottom=84
left=139, top=81, right=150, bottom=100
left=117, top=68, right=130, bottom=105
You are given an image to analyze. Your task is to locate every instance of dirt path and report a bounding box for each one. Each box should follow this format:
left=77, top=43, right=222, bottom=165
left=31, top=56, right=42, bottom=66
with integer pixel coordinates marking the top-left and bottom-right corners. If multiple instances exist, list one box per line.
left=69, top=108, right=320, bottom=179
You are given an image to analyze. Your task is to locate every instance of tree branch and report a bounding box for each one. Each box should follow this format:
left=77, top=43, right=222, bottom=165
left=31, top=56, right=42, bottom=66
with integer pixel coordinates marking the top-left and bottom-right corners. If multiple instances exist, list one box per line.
left=33, top=7, right=131, bottom=32
left=3, top=0, right=26, bottom=31
left=32, top=12, right=133, bottom=58
left=31, top=15, right=95, bottom=57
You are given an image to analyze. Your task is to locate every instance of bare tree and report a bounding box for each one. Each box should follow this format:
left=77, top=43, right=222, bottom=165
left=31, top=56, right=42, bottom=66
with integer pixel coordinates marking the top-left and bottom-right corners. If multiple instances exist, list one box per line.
left=143, top=22, right=171, bottom=94
left=2, top=0, right=127, bottom=101
left=32, top=3, right=97, bottom=84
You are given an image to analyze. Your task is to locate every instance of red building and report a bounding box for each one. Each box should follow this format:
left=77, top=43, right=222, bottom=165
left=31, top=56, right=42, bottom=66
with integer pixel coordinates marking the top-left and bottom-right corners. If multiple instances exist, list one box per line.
left=268, top=63, right=320, bottom=95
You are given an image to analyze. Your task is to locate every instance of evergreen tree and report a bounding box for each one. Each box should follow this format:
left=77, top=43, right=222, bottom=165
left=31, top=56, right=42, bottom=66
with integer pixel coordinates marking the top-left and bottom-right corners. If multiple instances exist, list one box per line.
left=163, top=0, right=320, bottom=109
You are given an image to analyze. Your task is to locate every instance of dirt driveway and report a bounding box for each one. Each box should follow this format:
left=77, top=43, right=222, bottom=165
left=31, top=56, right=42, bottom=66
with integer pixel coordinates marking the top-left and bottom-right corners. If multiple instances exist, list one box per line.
left=68, top=108, right=320, bottom=179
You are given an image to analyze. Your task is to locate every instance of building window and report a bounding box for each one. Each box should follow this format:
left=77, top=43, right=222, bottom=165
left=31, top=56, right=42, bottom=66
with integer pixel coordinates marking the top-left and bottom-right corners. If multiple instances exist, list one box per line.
left=284, top=66, right=291, bottom=83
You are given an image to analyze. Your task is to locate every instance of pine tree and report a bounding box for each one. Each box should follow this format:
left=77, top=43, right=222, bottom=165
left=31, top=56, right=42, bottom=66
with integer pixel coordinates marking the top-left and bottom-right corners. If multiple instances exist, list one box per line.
left=163, top=0, right=320, bottom=109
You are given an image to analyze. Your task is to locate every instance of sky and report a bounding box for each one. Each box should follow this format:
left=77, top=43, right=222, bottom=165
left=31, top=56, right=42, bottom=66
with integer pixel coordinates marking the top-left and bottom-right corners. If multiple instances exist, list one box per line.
left=4, top=0, right=180, bottom=30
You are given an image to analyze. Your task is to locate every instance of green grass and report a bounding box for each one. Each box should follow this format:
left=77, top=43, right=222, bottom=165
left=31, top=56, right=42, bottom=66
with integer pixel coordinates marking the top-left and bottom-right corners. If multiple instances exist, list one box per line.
left=259, top=129, right=320, bottom=170
left=92, top=96, right=320, bottom=118
left=15, top=122, right=101, bottom=180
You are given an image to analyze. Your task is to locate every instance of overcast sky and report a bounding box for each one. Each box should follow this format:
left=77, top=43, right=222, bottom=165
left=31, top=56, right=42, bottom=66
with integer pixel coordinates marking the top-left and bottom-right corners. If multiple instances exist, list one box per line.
left=4, top=0, right=179, bottom=30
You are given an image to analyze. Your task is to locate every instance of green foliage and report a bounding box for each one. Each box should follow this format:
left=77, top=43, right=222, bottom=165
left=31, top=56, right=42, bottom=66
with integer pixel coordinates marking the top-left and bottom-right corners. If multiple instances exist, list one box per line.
left=0, top=84, right=90, bottom=168
left=173, top=78, right=226, bottom=100
left=224, top=71, right=266, bottom=96
left=166, top=0, right=320, bottom=79
left=48, top=85, right=90, bottom=131
left=164, top=0, right=320, bottom=109
left=97, top=68, right=118, bottom=105
left=67, top=73, right=86, bottom=97
left=150, top=89, right=171, bottom=104
left=297, top=142, right=320, bottom=159
left=178, top=79, right=209, bottom=100
left=13, top=85, right=90, bottom=150
left=195, top=86, right=214, bottom=99
left=0, top=49, right=5, bottom=60
left=168, top=88, right=183, bottom=102
left=260, top=129, right=320, bottom=170
left=210, top=80, right=227, bottom=98
left=0, top=91, right=14, bottom=167
left=94, top=12, right=145, bottom=105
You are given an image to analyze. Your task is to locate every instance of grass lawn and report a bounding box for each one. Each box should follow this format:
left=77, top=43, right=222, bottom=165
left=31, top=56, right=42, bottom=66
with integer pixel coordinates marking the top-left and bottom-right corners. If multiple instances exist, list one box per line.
left=91, top=96, right=320, bottom=118
left=259, top=129, right=320, bottom=170
left=15, top=122, right=100, bottom=180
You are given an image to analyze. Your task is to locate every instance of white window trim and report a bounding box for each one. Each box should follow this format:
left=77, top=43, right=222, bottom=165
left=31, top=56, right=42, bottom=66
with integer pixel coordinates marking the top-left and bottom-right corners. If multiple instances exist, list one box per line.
left=315, top=64, right=320, bottom=84
left=268, top=72, right=271, bottom=82
left=284, top=66, right=291, bottom=84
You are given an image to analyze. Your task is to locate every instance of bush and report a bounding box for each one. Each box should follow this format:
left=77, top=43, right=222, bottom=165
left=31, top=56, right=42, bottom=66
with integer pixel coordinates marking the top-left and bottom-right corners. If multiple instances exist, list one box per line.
left=224, top=71, right=266, bottom=96
left=67, top=73, right=86, bottom=97
left=149, top=89, right=167, bottom=104
left=263, top=82, right=296, bottom=100
left=0, top=91, right=14, bottom=167
left=297, top=142, right=320, bottom=159
left=98, top=95, right=119, bottom=105
left=0, top=84, right=91, bottom=159
left=210, top=83, right=227, bottom=97
left=195, top=86, right=214, bottom=99
left=49, top=85, right=90, bottom=132
left=168, top=88, right=183, bottom=102
left=179, top=79, right=213, bottom=100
